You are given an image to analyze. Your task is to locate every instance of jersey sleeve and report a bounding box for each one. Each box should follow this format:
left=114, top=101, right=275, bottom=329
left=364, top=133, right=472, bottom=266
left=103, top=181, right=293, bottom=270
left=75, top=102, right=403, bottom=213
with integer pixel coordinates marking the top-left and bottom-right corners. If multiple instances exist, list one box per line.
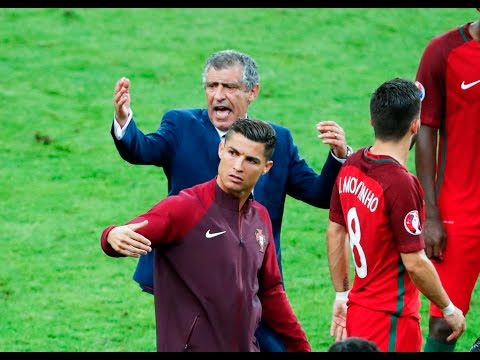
left=328, top=174, right=345, bottom=226
left=385, top=174, right=426, bottom=253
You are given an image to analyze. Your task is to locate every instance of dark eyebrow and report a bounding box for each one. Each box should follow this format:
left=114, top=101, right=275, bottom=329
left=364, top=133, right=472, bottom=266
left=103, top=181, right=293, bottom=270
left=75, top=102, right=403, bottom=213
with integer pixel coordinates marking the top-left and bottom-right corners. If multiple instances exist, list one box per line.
left=228, top=145, right=261, bottom=164
left=245, top=155, right=261, bottom=164
left=228, top=146, right=239, bottom=155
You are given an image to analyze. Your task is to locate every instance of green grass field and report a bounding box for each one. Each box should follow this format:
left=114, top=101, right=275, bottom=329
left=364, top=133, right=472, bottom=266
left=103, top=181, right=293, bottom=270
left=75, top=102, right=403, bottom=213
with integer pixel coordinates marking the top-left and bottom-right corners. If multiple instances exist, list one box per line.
left=1, top=8, right=478, bottom=352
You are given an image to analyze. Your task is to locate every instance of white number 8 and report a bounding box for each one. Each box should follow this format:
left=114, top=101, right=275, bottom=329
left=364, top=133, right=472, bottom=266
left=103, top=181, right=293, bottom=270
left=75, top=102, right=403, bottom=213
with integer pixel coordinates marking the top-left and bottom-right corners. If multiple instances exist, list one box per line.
left=347, top=207, right=367, bottom=278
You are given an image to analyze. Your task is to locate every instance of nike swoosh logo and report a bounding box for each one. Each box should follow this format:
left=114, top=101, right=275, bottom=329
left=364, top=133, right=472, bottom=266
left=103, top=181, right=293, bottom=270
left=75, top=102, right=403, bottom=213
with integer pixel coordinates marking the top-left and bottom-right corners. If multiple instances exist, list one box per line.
left=205, top=230, right=226, bottom=238
left=461, top=80, right=480, bottom=90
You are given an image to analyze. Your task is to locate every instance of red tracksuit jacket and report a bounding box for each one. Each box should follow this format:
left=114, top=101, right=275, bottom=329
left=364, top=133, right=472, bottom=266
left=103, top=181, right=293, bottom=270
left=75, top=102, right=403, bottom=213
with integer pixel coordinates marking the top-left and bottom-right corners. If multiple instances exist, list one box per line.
left=101, top=178, right=310, bottom=352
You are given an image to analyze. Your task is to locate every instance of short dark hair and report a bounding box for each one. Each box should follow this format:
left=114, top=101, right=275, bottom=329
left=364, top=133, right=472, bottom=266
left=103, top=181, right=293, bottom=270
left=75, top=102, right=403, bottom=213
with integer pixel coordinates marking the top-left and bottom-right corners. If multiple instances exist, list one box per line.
left=328, top=337, right=381, bottom=352
left=202, top=49, right=259, bottom=92
left=225, top=118, right=276, bottom=161
left=370, top=77, right=421, bottom=142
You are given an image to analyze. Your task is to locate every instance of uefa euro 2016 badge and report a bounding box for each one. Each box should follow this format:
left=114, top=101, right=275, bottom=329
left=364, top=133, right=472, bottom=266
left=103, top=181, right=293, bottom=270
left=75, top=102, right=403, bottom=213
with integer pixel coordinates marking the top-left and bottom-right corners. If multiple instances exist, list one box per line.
left=415, top=81, right=426, bottom=102
left=404, top=210, right=422, bottom=235
left=255, top=229, right=267, bottom=252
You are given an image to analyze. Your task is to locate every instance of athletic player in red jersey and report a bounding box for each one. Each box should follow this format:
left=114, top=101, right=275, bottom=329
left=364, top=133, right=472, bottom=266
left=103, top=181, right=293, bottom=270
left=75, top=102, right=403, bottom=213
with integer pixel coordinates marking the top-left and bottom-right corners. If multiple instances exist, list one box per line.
left=326, top=78, right=466, bottom=352
left=415, top=9, right=480, bottom=352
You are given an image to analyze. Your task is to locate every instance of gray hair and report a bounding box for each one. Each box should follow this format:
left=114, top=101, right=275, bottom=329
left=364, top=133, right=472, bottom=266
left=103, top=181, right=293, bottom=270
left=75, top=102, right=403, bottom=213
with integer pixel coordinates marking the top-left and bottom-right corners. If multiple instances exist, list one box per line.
left=202, top=49, right=260, bottom=91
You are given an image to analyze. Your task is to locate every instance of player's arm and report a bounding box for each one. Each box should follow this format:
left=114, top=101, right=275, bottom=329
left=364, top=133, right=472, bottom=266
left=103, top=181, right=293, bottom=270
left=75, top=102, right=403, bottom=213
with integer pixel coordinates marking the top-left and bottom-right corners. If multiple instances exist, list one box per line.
left=415, top=124, right=446, bottom=260
left=102, top=220, right=152, bottom=258
left=327, top=220, right=350, bottom=292
left=401, top=250, right=466, bottom=341
left=326, top=220, right=350, bottom=341
left=100, top=196, right=184, bottom=258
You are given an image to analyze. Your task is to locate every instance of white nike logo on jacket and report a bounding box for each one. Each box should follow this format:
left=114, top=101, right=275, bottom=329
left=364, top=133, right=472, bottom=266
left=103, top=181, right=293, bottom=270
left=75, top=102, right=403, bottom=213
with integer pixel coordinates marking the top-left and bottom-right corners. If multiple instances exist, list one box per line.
left=205, top=230, right=226, bottom=238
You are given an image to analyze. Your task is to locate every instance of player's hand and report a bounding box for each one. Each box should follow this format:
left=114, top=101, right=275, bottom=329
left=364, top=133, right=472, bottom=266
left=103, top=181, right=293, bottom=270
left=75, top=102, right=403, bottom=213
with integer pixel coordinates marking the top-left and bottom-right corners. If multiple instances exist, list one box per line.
left=423, top=214, right=446, bottom=261
left=330, top=299, right=347, bottom=341
left=113, top=77, right=131, bottom=127
left=316, top=121, right=348, bottom=159
left=107, top=220, right=152, bottom=257
left=444, top=306, right=466, bottom=342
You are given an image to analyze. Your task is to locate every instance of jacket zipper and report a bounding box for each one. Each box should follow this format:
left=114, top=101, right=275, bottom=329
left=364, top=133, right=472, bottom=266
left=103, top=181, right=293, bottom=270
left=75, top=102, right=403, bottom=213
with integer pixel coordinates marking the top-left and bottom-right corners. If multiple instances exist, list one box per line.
left=183, top=315, right=199, bottom=351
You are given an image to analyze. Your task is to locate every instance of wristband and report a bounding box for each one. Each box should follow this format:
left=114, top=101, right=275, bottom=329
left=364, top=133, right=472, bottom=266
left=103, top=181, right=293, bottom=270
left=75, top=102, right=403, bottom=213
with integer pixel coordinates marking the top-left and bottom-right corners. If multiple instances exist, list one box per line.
left=442, top=301, right=455, bottom=316
left=335, top=290, right=350, bottom=301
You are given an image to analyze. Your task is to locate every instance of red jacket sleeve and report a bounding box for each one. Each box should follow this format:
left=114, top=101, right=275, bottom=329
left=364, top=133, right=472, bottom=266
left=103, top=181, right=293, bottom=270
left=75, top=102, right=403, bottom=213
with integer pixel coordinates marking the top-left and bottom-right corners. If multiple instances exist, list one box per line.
left=258, top=210, right=311, bottom=352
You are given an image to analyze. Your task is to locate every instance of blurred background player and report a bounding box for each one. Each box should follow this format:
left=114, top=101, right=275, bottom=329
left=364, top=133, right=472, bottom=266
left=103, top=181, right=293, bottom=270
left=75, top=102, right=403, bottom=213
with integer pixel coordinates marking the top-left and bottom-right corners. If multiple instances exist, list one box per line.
left=415, top=8, right=480, bottom=352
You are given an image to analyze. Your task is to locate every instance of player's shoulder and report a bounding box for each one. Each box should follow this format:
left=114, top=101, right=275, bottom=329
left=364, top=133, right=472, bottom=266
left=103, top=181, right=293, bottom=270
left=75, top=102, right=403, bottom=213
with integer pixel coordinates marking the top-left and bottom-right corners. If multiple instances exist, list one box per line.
left=158, top=181, right=213, bottom=220
left=252, top=199, right=269, bottom=214
left=350, top=149, right=416, bottom=188
left=425, top=23, right=469, bottom=52
left=178, top=179, right=213, bottom=200
left=382, top=167, right=419, bottom=195
left=251, top=200, right=272, bottom=224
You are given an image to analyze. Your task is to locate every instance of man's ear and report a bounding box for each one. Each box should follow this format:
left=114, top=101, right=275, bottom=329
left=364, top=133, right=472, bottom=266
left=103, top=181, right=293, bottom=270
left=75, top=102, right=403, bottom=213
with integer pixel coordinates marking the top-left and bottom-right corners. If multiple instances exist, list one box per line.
left=412, top=117, right=421, bottom=134
left=262, top=160, right=273, bottom=175
left=218, top=140, right=225, bottom=157
left=248, top=84, right=260, bottom=104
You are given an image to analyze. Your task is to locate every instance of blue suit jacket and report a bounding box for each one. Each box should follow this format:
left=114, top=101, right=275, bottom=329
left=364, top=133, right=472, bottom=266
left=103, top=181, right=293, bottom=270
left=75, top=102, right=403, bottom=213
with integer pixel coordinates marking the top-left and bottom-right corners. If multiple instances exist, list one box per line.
left=112, top=108, right=342, bottom=293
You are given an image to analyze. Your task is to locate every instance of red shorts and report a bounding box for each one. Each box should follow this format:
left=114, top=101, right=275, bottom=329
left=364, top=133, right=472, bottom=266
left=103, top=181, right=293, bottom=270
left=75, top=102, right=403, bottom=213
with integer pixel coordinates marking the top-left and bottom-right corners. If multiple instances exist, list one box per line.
left=347, top=304, right=422, bottom=352
left=429, top=235, right=480, bottom=317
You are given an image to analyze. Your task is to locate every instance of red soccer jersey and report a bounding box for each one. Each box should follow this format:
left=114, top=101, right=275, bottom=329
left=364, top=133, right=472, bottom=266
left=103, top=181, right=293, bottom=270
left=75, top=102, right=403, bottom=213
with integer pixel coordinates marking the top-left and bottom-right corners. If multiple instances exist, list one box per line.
left=329, top=148, right=425, bottom=317
left=416, top=23, right=480, bottom=236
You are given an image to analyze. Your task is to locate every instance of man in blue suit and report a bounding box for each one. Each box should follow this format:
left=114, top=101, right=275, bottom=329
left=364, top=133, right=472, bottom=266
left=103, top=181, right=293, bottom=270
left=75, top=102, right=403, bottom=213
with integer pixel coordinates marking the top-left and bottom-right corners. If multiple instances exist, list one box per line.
left=110, top=49, right=351, bottom=351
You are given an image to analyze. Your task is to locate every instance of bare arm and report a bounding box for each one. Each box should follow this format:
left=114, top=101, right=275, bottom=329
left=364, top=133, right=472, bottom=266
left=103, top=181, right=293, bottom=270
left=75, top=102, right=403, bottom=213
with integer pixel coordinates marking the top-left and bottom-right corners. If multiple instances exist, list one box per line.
left=327, top=221, right=350, bottom=292
left=326, top=220, right=350, bottom=341
left=401, top=250, right=466, bottom=341
left=415, top=125, right=446, bottom=260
